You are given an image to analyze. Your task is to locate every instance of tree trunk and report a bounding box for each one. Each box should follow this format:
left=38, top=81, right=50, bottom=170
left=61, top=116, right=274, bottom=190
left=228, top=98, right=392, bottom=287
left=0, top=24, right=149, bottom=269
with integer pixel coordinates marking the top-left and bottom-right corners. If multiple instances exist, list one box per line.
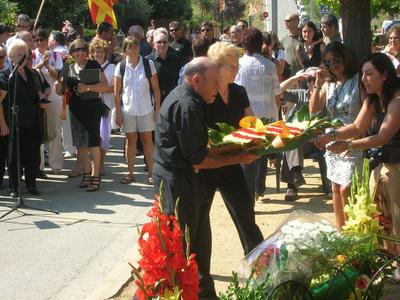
left=340, top=0, right=371, bottom=66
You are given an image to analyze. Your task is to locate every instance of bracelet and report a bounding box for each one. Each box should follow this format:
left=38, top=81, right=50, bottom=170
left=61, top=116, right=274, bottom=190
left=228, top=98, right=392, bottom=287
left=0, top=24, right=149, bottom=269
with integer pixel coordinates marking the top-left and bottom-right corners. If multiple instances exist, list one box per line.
left=347, top=141, right=353, bottom=151
left=329, top=129, right=336, bottom=142
left=313, top=85, right=322, bottom=90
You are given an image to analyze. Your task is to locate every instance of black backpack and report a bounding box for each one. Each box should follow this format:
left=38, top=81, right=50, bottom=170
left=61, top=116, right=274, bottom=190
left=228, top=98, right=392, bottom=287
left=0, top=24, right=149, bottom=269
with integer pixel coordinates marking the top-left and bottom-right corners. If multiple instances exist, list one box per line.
left=119, top=57, right=154, bottom=106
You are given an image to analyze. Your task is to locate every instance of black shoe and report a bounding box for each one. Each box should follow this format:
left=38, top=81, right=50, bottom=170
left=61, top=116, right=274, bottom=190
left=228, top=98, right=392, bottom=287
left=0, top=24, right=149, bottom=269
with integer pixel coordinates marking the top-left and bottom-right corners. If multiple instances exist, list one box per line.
left=284, top=188, right=298, bottom=201
left=37, top=170, right=48, bottom=179
left=27, top=188, right=41, bottom=196
left=294, top=170, right=306, bottom=188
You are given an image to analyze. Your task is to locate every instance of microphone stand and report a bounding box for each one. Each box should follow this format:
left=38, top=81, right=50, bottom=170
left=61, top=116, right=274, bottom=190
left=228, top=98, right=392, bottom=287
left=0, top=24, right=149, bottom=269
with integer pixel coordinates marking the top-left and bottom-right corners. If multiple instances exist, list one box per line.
left=0, top=61, right=59, bottom=219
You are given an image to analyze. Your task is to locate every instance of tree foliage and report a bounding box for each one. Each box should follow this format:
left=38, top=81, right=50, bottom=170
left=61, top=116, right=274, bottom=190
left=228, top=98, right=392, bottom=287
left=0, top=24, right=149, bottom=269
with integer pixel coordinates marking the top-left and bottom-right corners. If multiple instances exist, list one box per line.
left=0, top=0, right=18, bottom=25
left=191, top=0, right=215, bottom=29
left=147, top=0, right=192, bottom=20
left=220, top=0, right=246, bottom=24
left=114, top=0, right=153, bottom=31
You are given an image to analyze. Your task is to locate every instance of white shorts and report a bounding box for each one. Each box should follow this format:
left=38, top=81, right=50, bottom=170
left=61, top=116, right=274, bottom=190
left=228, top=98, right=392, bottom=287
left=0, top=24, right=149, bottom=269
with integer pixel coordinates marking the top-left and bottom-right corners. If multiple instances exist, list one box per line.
left=122, top=111, right=155, bottom=133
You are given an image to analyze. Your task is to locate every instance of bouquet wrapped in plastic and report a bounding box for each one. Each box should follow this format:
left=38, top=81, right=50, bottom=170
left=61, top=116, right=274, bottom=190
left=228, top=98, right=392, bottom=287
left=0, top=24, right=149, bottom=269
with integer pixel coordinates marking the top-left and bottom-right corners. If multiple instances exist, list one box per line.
left=237, top=211, right=378, bottom=300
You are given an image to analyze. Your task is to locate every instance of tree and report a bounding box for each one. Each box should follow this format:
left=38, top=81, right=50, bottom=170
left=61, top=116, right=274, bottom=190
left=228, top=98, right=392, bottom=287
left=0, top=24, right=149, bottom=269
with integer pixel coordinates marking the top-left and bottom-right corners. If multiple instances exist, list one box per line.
left=147, top=0, right=192, bottom=20
left=114, top=0, right=153, bottom=31
left=0, top=0, right=18, bottom=25
left=12, top=0, right=89, bottom=29
left=220, top=0, right=246, bottom=24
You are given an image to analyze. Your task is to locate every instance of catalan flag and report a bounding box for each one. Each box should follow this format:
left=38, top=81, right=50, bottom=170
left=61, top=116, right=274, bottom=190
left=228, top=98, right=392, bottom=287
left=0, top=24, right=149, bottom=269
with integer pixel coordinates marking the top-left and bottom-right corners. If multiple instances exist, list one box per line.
left=88, top=0, right=118, bottom=29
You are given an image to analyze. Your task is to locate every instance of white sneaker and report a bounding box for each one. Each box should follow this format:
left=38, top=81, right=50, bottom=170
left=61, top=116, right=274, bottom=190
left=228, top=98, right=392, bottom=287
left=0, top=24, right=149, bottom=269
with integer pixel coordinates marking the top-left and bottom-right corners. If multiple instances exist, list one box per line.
left=64, top=152, right=75, bottom=159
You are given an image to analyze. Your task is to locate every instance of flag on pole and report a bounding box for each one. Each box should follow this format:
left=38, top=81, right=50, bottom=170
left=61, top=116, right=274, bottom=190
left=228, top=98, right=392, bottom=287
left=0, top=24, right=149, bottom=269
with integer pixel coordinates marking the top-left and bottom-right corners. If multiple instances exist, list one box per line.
left=219, top=0, right=225, bottom=12
left=248, top=2, right=260, bottom=17
left=88, top=0, right=118, bottom=29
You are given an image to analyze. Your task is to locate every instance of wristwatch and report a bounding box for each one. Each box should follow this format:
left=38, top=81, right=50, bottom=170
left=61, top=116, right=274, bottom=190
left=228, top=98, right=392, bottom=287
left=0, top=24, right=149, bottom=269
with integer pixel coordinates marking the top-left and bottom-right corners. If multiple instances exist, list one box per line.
left=347, top=141, right=353, bottom=151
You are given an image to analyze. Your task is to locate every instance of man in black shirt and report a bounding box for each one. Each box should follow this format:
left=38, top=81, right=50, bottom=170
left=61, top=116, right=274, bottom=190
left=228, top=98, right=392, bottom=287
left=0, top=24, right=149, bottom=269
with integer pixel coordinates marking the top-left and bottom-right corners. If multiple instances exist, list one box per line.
left=169, top=21, right=192, bottom=63
left=153, top=57, right=258, bottom=299
left=146, top=30, right=184, bottom=104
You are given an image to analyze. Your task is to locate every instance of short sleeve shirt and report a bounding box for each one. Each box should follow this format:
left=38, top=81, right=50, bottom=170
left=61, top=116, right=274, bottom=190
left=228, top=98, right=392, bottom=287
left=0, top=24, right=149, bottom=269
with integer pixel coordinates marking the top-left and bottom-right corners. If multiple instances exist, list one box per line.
left=114, top=56, right=157, bottom=116
left=101, top=61, right=116, bottom=109
left=32, top=48, right=63, bottom=85
left=206, top=83, right=250, bottom=128
left=154, top=82, right=208, bottom=170
left=235, top=53, right=280, bottom=121
left=281, top=31, right=302, bottom=75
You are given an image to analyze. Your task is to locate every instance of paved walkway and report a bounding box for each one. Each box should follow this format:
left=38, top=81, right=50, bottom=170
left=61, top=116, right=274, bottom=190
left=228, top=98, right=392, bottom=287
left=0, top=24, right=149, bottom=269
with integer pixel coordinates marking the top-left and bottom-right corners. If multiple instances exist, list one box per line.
left=0, top=134, right=151, bottom=300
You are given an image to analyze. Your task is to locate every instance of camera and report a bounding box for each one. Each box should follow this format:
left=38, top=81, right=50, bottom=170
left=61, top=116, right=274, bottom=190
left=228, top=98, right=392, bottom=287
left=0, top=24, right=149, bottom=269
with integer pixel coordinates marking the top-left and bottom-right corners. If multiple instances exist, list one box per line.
left=366, top=147, right=383, bottom=171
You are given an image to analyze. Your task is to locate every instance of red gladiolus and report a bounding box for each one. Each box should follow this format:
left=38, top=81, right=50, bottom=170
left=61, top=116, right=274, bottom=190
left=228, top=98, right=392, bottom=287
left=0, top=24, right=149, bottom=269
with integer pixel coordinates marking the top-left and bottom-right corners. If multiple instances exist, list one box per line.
left=355, top=275, right=370, bottom=292
left=133, top=201, right=199, bottom=300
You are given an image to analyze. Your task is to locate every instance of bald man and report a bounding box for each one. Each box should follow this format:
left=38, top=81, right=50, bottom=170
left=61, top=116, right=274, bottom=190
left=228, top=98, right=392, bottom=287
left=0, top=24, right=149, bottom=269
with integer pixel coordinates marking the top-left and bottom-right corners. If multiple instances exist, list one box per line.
left=281, top=13, right=302, bottom=75
left=153, top=57, right=258, bottom=299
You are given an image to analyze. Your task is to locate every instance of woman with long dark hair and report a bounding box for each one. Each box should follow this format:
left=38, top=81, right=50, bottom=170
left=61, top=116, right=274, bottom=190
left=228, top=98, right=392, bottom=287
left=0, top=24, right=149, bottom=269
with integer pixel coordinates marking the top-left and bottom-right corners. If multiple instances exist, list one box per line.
left=296, top=21, right=325, bottom=70
left=315, top=53, right=400, bottom=255
left=309, top=42, right=362, bottom=228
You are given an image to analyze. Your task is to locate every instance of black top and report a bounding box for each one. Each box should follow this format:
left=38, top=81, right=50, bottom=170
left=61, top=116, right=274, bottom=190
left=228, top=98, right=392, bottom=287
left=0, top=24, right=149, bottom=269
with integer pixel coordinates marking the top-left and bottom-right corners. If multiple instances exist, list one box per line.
left=0, top=66, right=40, bottom=127
left=206, top=83, right=250, bottom=128
left=139, top=40, right=153, bottom=57
left=371, top=110, right=400, bottom=163
left=170, top=37, right=192, bottom=62
left=298, top=41, right=323, bottom=69
left=146, top=51, right=184, bottom=103
left=154, top=82, right=208, bottom=170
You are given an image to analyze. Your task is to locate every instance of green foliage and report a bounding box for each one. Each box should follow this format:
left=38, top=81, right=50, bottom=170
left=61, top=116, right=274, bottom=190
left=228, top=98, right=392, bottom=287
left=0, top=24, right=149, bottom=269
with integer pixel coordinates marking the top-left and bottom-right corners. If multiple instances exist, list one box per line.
left=305, top=0, right=400, bottom=19
left=13, top=0, right=90, bottom=29
left=148, top=0, right=192, bottom=20
left=0, top=0, right=18, bottom=25
left=114, top=0, right=153, bottom=31
left=190, top=0, right=215, bottom=29
left=219, top=272, right=271, bottom=300
left=220, top=0, right=246, bottom=24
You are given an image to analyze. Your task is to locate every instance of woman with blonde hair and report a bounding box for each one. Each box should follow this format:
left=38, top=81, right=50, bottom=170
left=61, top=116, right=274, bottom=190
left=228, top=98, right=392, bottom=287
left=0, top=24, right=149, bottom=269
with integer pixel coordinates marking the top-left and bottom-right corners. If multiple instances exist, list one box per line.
left=205, top=41, right=263, bottom=258
left=114, top=36, right=160, bottom=185
left=89, top=37, right=115, bottom=175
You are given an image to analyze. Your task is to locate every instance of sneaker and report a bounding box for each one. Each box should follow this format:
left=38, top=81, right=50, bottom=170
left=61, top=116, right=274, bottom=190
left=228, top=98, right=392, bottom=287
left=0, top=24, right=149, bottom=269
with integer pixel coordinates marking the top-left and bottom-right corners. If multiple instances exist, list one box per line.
left=64, top=151, right=75, bottom=159
left=284, top=188, right=298, bottom=201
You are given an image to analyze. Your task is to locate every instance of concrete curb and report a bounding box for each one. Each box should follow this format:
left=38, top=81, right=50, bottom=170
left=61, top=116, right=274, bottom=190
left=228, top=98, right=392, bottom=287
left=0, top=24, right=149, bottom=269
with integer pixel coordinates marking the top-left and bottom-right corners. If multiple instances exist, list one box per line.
left=86, top=249, right=141, bottom=300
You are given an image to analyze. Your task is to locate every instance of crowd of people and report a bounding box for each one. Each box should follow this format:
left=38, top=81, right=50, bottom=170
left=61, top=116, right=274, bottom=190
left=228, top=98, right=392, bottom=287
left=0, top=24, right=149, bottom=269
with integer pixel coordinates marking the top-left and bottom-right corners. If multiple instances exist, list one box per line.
left=0, top=11, right=400, bottom=299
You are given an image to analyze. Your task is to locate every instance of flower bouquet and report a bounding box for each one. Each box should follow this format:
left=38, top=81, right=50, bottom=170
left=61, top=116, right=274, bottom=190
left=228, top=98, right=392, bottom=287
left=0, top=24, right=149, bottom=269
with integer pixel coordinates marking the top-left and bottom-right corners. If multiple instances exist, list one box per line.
left=208, top=105, right=342, bottom=155
left=234, top=211, right=381, bottom=300
left=131, top=199, right=198, bottom=300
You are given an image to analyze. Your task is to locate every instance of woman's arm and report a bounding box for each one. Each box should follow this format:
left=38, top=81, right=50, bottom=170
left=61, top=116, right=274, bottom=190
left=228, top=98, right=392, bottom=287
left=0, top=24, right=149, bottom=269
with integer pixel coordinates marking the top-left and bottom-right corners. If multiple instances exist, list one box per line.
left=0, top=89, right=9, bottom=136
left=113, top=76, right=122, bottom=128
left=150, top=74, right=161, bottom=115
left=327, top=97, right=400, bottom=153
left=314, top=100, right=374, bottom=149
left=295, top=44, right=305, bottom=70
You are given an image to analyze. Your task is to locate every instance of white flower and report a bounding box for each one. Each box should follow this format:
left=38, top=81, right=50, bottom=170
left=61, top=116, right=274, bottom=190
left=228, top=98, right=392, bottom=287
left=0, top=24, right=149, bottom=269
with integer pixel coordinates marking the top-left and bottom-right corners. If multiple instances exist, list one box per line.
left=286, top=244, right=296, bottom=254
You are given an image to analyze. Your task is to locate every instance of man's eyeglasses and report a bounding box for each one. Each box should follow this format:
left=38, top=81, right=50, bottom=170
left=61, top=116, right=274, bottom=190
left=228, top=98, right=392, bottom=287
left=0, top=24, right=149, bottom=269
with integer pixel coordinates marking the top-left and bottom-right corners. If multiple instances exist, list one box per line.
left=170, top=28, right=179, bottom=32
left=156, top=40, right=168, bottom=45
left=201, top=28, right=211, bottom=32
left=73, top=47, right=87, bottom=53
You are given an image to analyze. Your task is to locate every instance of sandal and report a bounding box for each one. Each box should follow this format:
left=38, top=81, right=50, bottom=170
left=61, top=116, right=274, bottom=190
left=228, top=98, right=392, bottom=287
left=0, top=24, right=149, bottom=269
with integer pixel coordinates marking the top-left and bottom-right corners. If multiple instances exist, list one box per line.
left=87, top=176, right=101, bottom=192
left=120, top=174, right=136, bottom=184
left=79, top=173, right=91, bottom=188
left=146, top=176, right=153, bottom=185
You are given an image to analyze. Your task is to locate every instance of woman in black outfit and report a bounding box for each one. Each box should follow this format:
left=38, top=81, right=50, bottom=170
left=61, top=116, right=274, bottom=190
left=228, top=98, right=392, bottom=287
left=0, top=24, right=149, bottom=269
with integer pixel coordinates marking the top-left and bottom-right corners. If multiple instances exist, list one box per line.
left=204, top=41, right=264, bottom=256
left=0, top=40, right=45, bottom=196
left=58, top=39, right=107, bottom=191
left=296, top=21, right=325, bottom=70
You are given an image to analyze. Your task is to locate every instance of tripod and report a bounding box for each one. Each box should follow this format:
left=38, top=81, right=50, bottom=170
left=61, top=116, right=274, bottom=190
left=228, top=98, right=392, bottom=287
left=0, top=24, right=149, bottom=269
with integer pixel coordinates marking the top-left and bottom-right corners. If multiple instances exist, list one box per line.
left=0, top=56, right=59, bottom=220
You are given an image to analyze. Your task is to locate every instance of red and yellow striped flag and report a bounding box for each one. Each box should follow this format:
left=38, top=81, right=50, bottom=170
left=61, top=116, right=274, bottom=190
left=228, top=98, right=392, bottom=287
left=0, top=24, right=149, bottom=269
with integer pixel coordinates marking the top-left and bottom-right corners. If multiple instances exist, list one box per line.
left=88, top=0, right=118, bottom=29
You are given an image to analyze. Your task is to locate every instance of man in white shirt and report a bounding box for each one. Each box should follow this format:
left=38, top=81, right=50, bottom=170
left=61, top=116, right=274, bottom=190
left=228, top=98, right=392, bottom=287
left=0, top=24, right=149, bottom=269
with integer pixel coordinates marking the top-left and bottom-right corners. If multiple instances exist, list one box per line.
left=6, top=14, right=31, bottom=48
left=235, top=27, right=281, bottom=202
